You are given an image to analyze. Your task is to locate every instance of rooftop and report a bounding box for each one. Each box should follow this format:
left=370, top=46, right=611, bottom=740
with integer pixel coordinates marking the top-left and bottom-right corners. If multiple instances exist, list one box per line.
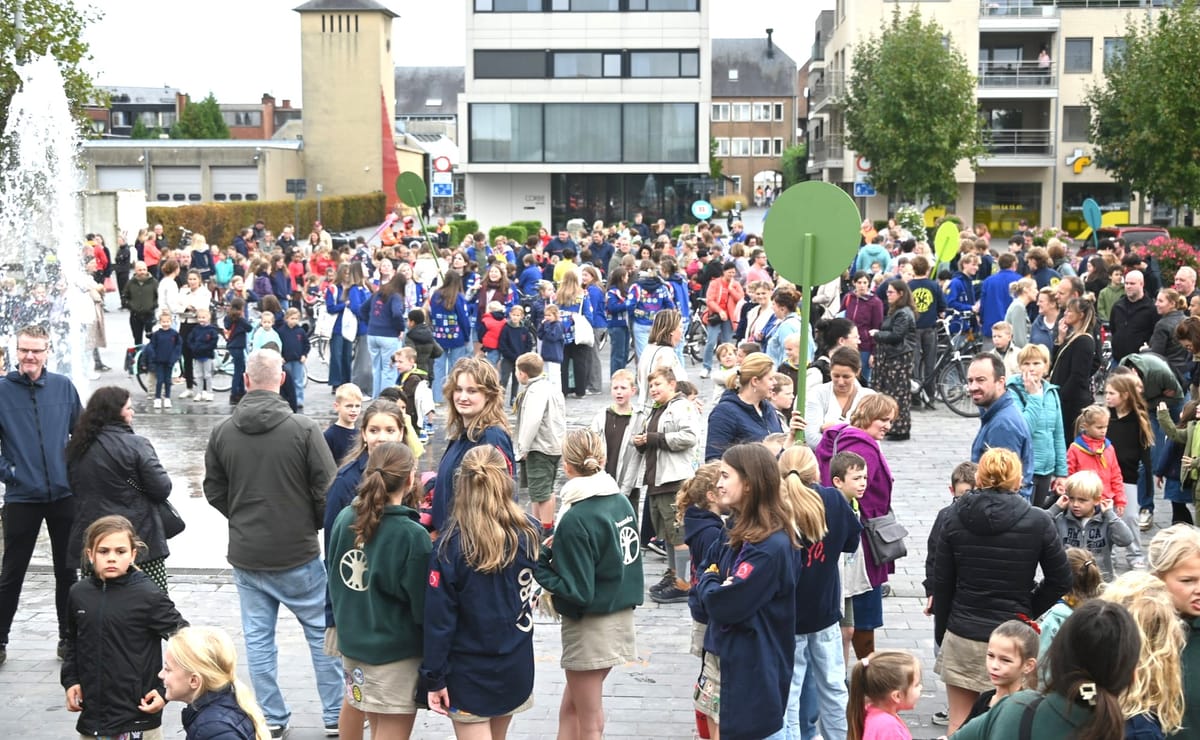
left=394, top=67, right=464, bottom=116
left=100, top=85, right=180, bottom=106
left=712, top=37, right=800, bottom=98
left=293, top=0, right=398, bottom=17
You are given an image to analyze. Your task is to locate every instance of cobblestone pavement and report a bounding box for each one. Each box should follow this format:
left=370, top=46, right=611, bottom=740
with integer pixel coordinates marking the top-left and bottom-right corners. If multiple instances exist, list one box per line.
left=0, top=300, right=1164, bottom=739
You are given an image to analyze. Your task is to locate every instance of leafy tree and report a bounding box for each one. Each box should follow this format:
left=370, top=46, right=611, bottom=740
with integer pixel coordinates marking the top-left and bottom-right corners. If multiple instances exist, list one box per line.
left=781, top=143, right=808, bottom=187
left=171, top=93, right=230, bottom=139
left=0, top=0, right=101, bottom=136
left=1088, top=0, right=1200, bottom=209
left=843, top=6, right=985, bottom=205
left=129, top=117, right=157, bottom=139
left=709, top=138, right=724, bottom=180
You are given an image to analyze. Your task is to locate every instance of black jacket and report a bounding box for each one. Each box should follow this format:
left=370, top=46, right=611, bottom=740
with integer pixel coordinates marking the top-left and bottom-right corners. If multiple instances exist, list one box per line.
left=182, top=685, right=258, bottom=739
left=404, top=322, right=443, bottom=378
left=932, top=489, right=1070, bottom=644
left=1110, top=295, right=1157, bottom=362
left=874, top=306, right=917, bottom=358
left=68, top=424, right=173, bottom=563
left=61, top=570, right=187, bottom=736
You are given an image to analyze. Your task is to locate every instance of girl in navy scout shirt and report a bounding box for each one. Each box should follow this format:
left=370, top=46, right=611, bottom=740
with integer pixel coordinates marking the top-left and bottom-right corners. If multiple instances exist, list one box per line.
left=421, top=444, right=541, bottom=735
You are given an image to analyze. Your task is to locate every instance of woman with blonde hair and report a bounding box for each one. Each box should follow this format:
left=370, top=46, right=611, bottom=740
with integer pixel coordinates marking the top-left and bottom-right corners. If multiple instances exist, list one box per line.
left=535, top=429, right=642, bottom=740
left=778, top=444, right=862, bottom=740
left=161, top=626, right=270, bottom=740
left=1099, top=571, right=1186, bottom=737
left=422, top=445, right=541, bottom=738
left=433, top=357, right=514, bottom=533
left=1148, top=523, right=1200, bottom=734
left=705, top=352, right=785, bottom=461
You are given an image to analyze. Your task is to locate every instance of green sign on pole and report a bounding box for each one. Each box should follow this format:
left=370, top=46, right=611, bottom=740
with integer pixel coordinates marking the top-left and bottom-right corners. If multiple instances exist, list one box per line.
left=762, top=182, right=863, bottom=442
left=394, top=171, right=443, bottom=277
left=934, top=220, right=960, bottom=272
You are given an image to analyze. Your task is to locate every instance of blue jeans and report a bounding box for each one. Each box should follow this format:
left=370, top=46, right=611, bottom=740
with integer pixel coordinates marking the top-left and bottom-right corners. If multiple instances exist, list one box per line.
left=1145, top=398, right=1185, bottom=512
left=367, top=335, right=401, bottom=398
left=433, top=344, right=472, bottom=403
left=859, top=350, right=872, bottom=385
left=609, top=323, right=629, bottom=375
left=231, top=349, right=246, bottom=398
left=484, top=348, right=500, bottom=366
left=784, top=622, right=849, bottom=740
left=154, top=363, right=172, bottom=399
left=704, top=320, right=733, bottom=371
left=632, top=322, right=651, bottom=360
left=329, top=334, right=352, bottom=389
left=676, top=317, right=688, bottom=367
left=232, top=558, right=343, bottom=727
left=284, top=359, right=306, bottom=408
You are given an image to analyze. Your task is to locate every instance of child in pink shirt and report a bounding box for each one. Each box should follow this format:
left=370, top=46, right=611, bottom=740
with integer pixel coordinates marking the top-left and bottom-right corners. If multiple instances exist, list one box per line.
left=848, top=650, right=920, bottom=740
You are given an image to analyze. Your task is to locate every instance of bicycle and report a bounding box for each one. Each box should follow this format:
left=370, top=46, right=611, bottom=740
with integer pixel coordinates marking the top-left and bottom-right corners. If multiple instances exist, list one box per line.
left=920, top=311, right=983, bottom=418
left=304, top=303, right=331, bottom=385
left=126, top=340, right=234, bottom=395
left=1090, top=323, right=1112, bottom=397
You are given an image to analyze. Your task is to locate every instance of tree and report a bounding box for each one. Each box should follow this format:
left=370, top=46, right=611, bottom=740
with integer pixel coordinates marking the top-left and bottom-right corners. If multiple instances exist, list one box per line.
left=0, top=0, right=101, bottom=136
left=171, top=93, right=230, bottom=139
left=1088, top=0, right=1200, bottom=210
left=709, top=138, right=724, bottom=180
left=780, top=143, right=808, bottom=187
left=843, top=6, right=985, bottom=205
left=129, top=117, right=162, bottom=140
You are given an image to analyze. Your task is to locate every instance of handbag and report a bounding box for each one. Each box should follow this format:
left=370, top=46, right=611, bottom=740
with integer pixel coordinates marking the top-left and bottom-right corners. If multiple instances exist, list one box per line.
left=340, top=295, right=359, bottom=342
left=863, top=508, right=908, bottom=564
left=572, top=310, right=595, bottom=347
left=98, top=443, right=185, bottom=539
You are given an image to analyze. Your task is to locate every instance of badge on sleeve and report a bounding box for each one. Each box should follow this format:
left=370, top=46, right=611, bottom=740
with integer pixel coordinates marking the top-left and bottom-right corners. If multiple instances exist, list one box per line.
left=734, top=561, right=754, bottom=580
left=429, top=570, right=441, bottom=588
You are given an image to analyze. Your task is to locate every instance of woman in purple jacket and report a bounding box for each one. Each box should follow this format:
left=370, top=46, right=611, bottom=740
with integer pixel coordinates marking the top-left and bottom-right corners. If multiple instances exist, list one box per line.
left=842, top=272, right=884, bottom=385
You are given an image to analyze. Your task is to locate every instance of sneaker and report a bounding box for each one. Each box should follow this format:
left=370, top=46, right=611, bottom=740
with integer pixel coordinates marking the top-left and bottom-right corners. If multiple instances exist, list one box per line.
left=57, top=639, right=68, bottom=660
left=179, top=389, right=193, bottom=399
left=644, top=538, right=668, bottom=557
left=1130, top=557, right=1148, bottom=570
left=0, top=644, right=6, bottom=665
left=650, top=580, right=691, bottom=604
left=203, top=391, right=214, bottom=402
left=268, top=725, right=288, bottom=739
left=932, top=710, right=950, bottom=726
left=586, top=388, right=602, bottom=395
left=881, top=584, right=894, bottom=597
left=1138, top=508, right=1153, bottom=531
left=324, top=722, right=339, bottom=737
left=163, top=398, right=172, bottom=409
left=699, top=368, right=710, bottom=379
left=153, top=398, right=162, bottom=409
left=94, top=364, right=112, bottom=372
left=649, top=571, right=675, bottom=595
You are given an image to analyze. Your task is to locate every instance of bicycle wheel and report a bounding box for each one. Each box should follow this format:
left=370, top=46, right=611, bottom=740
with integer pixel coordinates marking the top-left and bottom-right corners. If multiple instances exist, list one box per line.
left=306, top=336, right=330, bottom=384
left=937, top=358, right=979, bottom=418
left=211, top=350, right=233, bottom=392
left=135, top=349, right=153, bottom=393
left=685, top=322, right=706, bottom=364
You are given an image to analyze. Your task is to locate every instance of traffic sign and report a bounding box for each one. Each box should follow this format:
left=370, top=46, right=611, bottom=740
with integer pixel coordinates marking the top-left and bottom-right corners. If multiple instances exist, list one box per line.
left=433, top=182, right=454, bottom=198
left=691, top=199, right=714, bottom=220
left=853, top=182, right=877, bottom=197
left=432, top=171, right=452, bottom=185
left=433, top=156, right=452, bottom=173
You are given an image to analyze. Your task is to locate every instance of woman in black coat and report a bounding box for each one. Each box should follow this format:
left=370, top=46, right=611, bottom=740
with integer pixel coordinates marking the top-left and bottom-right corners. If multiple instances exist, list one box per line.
left=67, top=386, right=174, bottom=591
left=869, top=279, right=917, bottom=440
left=932, top=447, right=1070, bottom=734
left=1049, top=296, right=1098, bottom=442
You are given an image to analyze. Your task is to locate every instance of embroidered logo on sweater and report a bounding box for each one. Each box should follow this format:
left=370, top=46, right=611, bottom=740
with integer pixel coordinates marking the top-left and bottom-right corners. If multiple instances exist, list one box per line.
left=735, top=561, right=754, bottom=580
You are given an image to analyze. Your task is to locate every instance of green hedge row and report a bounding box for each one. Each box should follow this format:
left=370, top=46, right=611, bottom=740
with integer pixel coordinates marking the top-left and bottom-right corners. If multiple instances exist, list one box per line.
left=511, top=220, right=543, bottom=240
left=447, top=219, right=480, bottom=246
left=146, top=193, right=387, bottom=246
left=489, top=225, right=527, bottom=244
left=1169, top=227, right=1200, bottom=245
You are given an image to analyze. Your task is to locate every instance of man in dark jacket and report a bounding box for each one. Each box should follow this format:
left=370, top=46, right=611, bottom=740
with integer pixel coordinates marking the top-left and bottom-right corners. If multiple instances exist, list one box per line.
left=0, top=324, right=83, bottom=665
left=122, top=261, right=159, bottom=345
left=1110, top=270, right=1158, bottom=364
left=203, top=348, right=341, bottom=734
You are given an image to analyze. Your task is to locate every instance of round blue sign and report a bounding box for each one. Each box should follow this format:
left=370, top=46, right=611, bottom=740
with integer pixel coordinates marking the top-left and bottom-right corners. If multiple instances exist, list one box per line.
left=691, top=200, right=713, bottom=221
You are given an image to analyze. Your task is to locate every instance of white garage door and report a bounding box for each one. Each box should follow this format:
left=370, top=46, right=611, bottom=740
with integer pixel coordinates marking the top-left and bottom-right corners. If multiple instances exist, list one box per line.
left=95, top=166, right=144, bottom=191
left=152, top=167, right=202, bottom=203
left=211, top=167, right=260, bottom=202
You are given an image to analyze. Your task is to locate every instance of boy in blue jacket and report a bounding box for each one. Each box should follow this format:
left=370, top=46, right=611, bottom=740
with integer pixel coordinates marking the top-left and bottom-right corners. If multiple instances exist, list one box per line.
left=279, top=308, right=312, bottom=409
left=537, top=304, right=565, bottom=383
left=223, top=298, right=252, bottom=404
left=185, top=308, right=220, bottom=402
left=146, top=309, right=183, bottom=409
left=499, top=305, right=535, bottom=404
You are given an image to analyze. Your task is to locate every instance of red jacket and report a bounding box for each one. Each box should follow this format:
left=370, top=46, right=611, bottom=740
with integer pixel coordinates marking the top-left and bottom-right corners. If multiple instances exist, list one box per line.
left=479, top=311, right=506, bottom=350
left=1066, top=433, right=1127, bottom=509
left=705, top=277, right=745, bottom=329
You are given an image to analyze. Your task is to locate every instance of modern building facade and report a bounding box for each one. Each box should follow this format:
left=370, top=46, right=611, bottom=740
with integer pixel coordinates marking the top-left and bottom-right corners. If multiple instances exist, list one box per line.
left=710, top=32, right=799, bottom=201
left=220, top=95, right=303, bottom=140
left=460, top=0, right=712, bottom=231
left=807, top=0, right=1162, bottom=237
left=85, top=86, right=184, bottom=138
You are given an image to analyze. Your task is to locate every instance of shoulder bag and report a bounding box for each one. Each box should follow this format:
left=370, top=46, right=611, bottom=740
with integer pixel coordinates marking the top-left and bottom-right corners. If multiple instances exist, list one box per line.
left=831, top=428, right=908, bottom=564
left=572, top=309, right=595, bottom=347
left=97, top=442, right=185, bottom=539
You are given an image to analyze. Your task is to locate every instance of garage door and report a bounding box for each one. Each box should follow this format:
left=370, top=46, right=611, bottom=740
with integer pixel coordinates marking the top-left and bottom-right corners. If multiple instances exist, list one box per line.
left=211, top=166, right=259, bottom=202
left=151, top=167, right=202, bottom=203
left=95, top=166, right=144, bottom=191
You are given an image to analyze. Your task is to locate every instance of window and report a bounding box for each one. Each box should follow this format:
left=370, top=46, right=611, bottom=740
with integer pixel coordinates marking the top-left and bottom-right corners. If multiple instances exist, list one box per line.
left=1064, top=38, right=1092, bottom=73
left=475, top=50, right=545, bottom=78
left=728, top=69, right=739, bottom=81
left=711, top=103, right=729, bottom=122
left=475, top=0, right=541, bottom=10
left=628, top=0, right=698, bottom=9
left=752, top=138, right=771, bottom=156
left=1104, top=38, right=1126, bottom=71
left=731, top=175, right=742, bottom=193
left=715, top=138, right=731, bottom=157
left=731, top=137, right=751, bottom=156
left=111, top=111, right=128, bottom=127
left=1063, top=106, right=1090, bottom=142
left=732, top=103, right=751, bottom=122
left=545, top=104, right=621, bottom=161
left=553, top=52, right=615, bottom=78
left=470, top=104, right=543, bottom=162
left=773, top=103, right=784, bottom=121
left=622, top=103, right=696, bottom=162
left=681, top=51, right=699, bottom=77
left=630, top=50, right=700, bottom=78
left=773, top=138, right=783, bottom=156
left=552, top=0, right=619, bottom=10
left=752, top=103, right=772, bottom=121
left=603, top=54, right=622, bottom=77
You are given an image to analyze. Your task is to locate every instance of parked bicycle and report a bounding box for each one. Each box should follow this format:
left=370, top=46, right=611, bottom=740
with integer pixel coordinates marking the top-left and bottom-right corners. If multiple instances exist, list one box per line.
left=125, top=341, right=235, bottom=394
left=918, top=310, right=983, bottom=418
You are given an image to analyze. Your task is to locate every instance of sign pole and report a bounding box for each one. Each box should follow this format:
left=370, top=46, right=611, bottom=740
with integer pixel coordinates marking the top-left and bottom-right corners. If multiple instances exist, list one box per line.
left=794, top=233, right=815, bottom=444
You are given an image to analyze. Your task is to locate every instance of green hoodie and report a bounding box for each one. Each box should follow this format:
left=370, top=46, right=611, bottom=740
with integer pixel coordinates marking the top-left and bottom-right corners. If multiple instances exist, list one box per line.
left=327, top=504, right=431, bottom=664
left=1184, top=617, right=1200, bottom=736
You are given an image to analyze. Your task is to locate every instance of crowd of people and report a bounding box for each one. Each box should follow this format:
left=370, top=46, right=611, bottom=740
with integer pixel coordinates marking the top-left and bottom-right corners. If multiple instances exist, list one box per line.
left=3, top=210, right=1200, bottom=740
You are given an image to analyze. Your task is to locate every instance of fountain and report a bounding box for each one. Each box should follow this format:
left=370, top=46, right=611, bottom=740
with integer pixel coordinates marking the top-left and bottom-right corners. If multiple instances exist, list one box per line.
left=0, top=53, right=91, bottom=386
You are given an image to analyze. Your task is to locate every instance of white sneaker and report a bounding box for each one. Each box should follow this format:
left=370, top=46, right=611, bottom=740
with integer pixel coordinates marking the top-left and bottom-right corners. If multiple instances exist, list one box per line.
left=153, top=398, right=162, bottom=409
left=1138, top=508, right=1153, bottom=531
left=699, top=369, right=710, bottom=379
left=179, top=389, right=193, bottom=399
left=203, top=391, right=213, bottom=401
left=163, top=398, right=172, bottom=409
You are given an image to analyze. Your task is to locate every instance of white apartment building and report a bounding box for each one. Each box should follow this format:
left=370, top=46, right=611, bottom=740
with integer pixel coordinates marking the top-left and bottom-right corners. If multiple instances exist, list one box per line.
left=808, top=0, right=1169, bottom=238
left=460, top=0, right=711, bottom=231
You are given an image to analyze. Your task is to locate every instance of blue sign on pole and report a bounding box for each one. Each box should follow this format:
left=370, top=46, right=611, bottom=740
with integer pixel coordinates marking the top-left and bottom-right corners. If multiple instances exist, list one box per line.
left=691, top=199, right=714, bottom=220
left=432, top=182, right=454, bottom=198
left=853, top=182, right=877, bottom=198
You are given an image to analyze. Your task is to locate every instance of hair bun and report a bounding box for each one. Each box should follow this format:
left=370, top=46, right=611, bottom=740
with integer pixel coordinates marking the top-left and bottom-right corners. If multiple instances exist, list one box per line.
left=584, top=456, right=600, bottom=471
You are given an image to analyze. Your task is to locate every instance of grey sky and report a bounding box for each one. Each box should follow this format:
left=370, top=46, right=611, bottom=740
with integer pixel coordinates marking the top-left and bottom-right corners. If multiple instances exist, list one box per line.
left=80, top=0, right=831, bottom=105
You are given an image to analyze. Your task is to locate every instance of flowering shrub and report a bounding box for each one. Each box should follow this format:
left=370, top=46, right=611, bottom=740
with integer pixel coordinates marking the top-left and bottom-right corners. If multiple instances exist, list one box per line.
left=1031, top=226, right=1068, bottom=246
left=895, top=205, right=927, bottom=242
left=1136, top=237, right=1200, bottom=285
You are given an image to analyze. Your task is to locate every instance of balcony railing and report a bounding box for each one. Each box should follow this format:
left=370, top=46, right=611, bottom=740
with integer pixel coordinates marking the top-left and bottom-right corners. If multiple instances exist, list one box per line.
left=985, top=129, right=1053, bottom=156
left=810, top=72, right=844, bottom=108
left=810, top=134, right=844, bottom=166
left=978, top=60, right=1057, bottom=88
left=981, top=0, right=1172, bottom=13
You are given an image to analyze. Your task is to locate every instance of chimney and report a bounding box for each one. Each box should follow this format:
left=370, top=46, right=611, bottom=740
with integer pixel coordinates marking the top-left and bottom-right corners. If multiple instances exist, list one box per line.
left=261, top=93, right=275, bottom=105
left=281, top=99, right=292, bottom=109
left=766, top=28, right=775, bottom=59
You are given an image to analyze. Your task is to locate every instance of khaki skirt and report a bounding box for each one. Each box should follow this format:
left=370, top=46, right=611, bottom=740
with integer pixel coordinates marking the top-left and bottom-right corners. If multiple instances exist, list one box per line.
left=560, top=608, right=637, bottom=671
left=342, top=656, right=421, bottom=714
left=935, top=630, right=992, bottom=694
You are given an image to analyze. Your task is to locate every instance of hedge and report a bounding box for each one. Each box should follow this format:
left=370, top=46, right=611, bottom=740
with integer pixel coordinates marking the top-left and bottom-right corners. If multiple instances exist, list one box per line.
left=489, top=225, right=527, bottom=244
left=510, top=220, right=543, bottom=239
left=146, top=193, right=386, bottom=246
left=447, top=219, right=479, bottom=247
left=1169, top=227, right=1200, bottom=245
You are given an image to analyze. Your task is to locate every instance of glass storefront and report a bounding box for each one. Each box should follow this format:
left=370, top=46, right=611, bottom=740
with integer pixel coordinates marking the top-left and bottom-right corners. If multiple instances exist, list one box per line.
left=1061, top=183, right=1130, bottom=239
left=973, top=183, right=1041, bottom=235
left=551, top=173, right=712, bottom=230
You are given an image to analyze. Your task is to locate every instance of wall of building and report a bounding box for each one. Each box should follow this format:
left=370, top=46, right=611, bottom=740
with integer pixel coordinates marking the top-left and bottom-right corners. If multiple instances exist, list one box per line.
left=711, top=96, right=795, bottom=195
left=466, top=173, right=551, bottom=230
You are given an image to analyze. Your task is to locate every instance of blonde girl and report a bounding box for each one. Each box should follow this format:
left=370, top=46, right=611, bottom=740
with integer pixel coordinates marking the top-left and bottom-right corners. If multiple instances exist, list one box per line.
left=1099, top=571, right=1186, bottom=736
left=327, top=441, right=428, bottom=740
left=710, top=342, right=738, bottom=404
left=64, top=515, right=186, bottom=739
left=846, top=651, right=922, bottom=740
left=1036, top=546, right=1102, bottom=675
left=422, top=445, right=541, bottom=738
left=160, top=626, right=269, bottom=740
left=963, top=620, right=1038, bottom=724
left=1148, top=524, right=1200, bottom=734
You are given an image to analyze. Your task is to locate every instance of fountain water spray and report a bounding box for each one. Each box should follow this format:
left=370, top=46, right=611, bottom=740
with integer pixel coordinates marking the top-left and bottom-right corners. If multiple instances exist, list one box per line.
left=0, top=54, right=92, bottom=387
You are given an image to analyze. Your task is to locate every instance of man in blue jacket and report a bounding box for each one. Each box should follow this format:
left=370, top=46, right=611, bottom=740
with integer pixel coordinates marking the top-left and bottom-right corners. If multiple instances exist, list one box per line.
left=0, top=324, right=83, bottom=665
left=967, top=353, right=1034, bottom=499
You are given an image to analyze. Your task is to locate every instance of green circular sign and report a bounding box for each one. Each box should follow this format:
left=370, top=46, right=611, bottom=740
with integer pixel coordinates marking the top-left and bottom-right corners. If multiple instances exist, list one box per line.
left=934, top=220, right=960, bottom=266
left=395, top=171, right=428, bottom=207
left=762, top=181, right=862, bottom=285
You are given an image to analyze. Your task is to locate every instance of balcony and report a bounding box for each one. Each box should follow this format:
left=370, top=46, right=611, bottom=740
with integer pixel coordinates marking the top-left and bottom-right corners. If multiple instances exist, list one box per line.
left=981, top=128, right=1055, bottom=166
left=977, top=60, right=1057, bottom=96
left=809, top=134, right=844, bottom=170
left=978, top=1, right=1060, bottom=30
left=809, top=72, right=844, bottom=112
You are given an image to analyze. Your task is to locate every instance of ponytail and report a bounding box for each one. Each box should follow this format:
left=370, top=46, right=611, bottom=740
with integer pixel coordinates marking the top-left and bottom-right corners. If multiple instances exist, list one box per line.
left=846, top=651, right=920, bottom=740
left=351, top=442, right=416, bottom=547
left=778, top=447, right=828, bottom=545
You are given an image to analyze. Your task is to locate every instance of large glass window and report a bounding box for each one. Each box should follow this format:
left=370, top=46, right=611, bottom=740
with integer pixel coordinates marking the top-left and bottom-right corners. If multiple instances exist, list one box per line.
left=475, top=50, right=545, bottom=78
left=630, top=50, right=700, bottom=78
left=711, top=103, right=729, bottom=122
left=469, top=104, right=543, bottom=162
left=1063, top=106, right=1090, bottom=142
left=1104, top=38, right=1126, bottom=71
left=1064, top=38, right=1092, bottom=73
left=628, top=0, right=698, bottom=9
left=551, top=0, right=619, bottom=10
left=545, top=104, right=621, bottom=162
left=623, top=103, right=696, bottom=162
left=974, top=183, right=1041, bottom=238
left=752, top=138, right=771, bottom=156
left=1062, top=183, right=1130, bottom=238
left=475, top=0, right=541, bottom=10
left=731, top=138, right=750, bottom=156
left=732, top=103, right=751, bottom=121
left=752, top=103, right=772, bottom=121
left=553, top=52, right=604, bottom=78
